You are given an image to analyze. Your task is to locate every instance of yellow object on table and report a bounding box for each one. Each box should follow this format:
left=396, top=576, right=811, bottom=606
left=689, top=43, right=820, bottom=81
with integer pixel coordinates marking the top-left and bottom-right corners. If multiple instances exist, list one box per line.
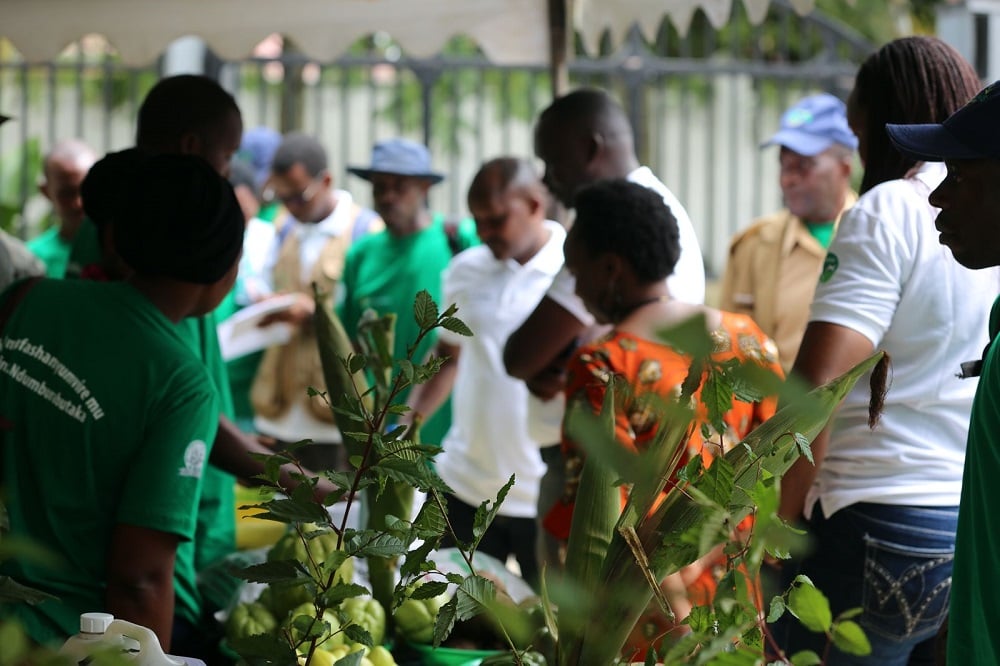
left=234, top=484, right=286, bottom=550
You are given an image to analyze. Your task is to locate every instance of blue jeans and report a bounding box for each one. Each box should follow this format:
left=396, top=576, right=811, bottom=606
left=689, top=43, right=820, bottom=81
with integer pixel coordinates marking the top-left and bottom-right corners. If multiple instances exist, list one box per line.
left=776, top=503, right=956, bottom=666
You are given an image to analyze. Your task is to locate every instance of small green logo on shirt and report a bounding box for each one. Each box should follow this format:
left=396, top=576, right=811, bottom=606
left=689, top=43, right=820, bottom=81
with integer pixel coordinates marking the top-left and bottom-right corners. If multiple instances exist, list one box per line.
left=820, top=253, right=839, bottom=283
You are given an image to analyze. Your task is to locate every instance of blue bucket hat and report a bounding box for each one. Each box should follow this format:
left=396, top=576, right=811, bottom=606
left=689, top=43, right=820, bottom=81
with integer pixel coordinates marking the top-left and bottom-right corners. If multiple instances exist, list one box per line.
left=237, top=126, right=282, bottom=190
left=348, top=138, right=444, bottom=184
left=762, top=93, right=858, bottom=156
left=887, top=81, right=1000, bottom=162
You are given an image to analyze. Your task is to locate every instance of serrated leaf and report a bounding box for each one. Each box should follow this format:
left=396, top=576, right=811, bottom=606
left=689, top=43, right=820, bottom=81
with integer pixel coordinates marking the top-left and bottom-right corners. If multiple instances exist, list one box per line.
left=317, top=582, right=369, bottom=606
left=342, top=622, right=374, bottom=647
left=706, top=648, right=760, bottom=665
left=445, top=572, right=466, bottom=585
left=676, top=454, right=704, bottom=483
left=333, top=653, right=364, bottom=666
left=413, top=581, right=450, bottom=600
left=433, top=596, right=458, bottom=646
left=766, top=596, right=786, bottom=623
left=401, top=539, right=438, bottom=578
left=398, top=359, right=415, bottom=383
left=251, top=497, right=328, bottom=524
left=412, top=497, right=448, bottom=538
left=227, top=632, right=298, bottom=662
left=347, top=532, right=408, bottom=558
left=456, top=575, right=496, bottom=621
left=787, top=579, right=832, bottom=633
left=439, top=316, right=473, bottom=337
left=698, top=456, right=735, bottom=506
left=0, top=575, right=57, bottom=605
left=789, top=650, right=822, bottom=666
left=700, top=370, right=732, bottom=436
left=793, top=432, right=814, bottom=465
left=684, top=605, right=714, bottom=633
left=237, top=559, right=305, bottom=584
left=471, top=475, right=514, bottom=550
left=414, top=290, right=438, bottom=328
left=831, top=619, right=871, bottom=656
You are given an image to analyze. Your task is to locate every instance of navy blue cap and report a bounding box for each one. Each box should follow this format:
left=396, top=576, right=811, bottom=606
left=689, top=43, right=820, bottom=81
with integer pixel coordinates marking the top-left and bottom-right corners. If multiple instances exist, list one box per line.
left=348, top=138, right=444, bottom=184
left=762, top=93, right=858, bottom=156
left=887, top=81, right=1000, bottom=162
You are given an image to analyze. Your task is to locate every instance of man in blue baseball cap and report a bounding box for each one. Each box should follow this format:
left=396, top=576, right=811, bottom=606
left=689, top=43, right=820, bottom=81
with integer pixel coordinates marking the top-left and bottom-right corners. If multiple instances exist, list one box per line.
left=719, top=92, right=858, bottom=370
left=886, top=80, right=1000, bottom=666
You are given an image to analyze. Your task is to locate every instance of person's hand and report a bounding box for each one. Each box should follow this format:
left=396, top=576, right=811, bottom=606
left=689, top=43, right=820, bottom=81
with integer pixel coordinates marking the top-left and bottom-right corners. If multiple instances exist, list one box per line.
left=257, top=292, right=315, bottom=328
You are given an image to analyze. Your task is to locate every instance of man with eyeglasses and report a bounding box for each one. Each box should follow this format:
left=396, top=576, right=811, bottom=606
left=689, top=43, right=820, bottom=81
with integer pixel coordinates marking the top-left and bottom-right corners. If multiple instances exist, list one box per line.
left=252, top=132, right=381, bottom=471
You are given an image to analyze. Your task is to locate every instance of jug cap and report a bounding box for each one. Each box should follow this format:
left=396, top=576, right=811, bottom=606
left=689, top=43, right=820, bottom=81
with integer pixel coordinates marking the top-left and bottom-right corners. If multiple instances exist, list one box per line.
left=80, top=612, right=114, bottom=633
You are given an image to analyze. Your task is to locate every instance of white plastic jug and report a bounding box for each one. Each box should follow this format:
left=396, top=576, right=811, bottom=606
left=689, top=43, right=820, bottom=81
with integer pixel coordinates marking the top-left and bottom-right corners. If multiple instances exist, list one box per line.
left=59, top=613, right=206, bottom=665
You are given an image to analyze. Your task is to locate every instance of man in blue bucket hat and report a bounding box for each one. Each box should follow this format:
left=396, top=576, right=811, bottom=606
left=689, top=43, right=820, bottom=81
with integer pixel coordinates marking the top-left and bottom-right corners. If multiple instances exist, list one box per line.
left=339, top=139, right=479, bottom=447
left=719, top=92, right=858, bottom=371
left=886, top=80, right=1000, bottom=666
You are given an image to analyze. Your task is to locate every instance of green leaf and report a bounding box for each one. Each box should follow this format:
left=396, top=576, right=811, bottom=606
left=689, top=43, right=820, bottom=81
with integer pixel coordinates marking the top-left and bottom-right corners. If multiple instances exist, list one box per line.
left=0, top=574, right=59, bottom=605
left=238, top=560, right=305, bottom=584
left=793, top=432, right=813, bottom=465
left=837, top=607, right=863, bottom=621
left=412, top=497, right=448, bottom=538
left=685, top=604, right=714, bottom=633
left=401, top=539, right=438, bottom=578
left=831, top=619, right=871, bottom=656
left=333, top=652, right=364, bottom=666
left=397, top=359, right=415, bottom=383
left=251, top=497, right=329, bottom=524
left=348, top=354, right=367, bottom=374
left=0, top=622, right=29, bottom=663
left=471, top=475, right=514, bottom=550
left=439, top=316, right=473, bottom=337
left=347, top=532, right=409, bottom=558
left=456, top=575, right=496, bottom=621
left=342, top=622, right=374, bottom=647
left=700, top=370, right=732, bottom=435
left=227, top=632, right=298, bottom=662
left=317, top=582, right=370, bottom=606
left=766, top=596, right=786, bottom=623
left=676, top=454, right=704, bottom=483
left=414, top=290, right=439, bottom=328
left=413, top=581, right=450, bottom=600
left=698, top=456, right=735, bottom=506
left=433, top=596, right=458, bottom=646
left=787, top=579, right=833, bottom=633
left=706, top=648, right=760, bottom=665
left=789, top=650, right=823, bottom=666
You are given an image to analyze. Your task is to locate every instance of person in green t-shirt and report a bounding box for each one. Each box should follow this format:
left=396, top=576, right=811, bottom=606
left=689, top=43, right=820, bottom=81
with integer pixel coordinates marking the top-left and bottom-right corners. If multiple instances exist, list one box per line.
left=341, top=138, right=479, bottom=446
left=0, top=151, right=244, bottom=652
left=27, top=139, right=97, bottom=279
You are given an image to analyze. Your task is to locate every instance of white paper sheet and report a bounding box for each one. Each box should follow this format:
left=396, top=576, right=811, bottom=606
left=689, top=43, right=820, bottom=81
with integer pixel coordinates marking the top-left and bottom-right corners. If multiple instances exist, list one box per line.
left=216, top=294, right=298, bottom=361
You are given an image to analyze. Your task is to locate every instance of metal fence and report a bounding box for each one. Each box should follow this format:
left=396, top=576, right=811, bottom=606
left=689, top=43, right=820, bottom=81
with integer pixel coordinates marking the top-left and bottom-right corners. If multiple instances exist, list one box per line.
left=0, top=0, right=873, bottom=277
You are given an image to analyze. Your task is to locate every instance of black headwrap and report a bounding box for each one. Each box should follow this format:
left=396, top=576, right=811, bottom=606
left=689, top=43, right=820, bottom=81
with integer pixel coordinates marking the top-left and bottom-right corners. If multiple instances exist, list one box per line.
left=82, top=149, right=244, bottom=285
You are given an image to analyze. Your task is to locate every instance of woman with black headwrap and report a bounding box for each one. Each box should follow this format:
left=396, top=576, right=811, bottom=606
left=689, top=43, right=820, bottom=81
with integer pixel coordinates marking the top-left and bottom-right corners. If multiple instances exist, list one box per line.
left=0, top=150, right=244, bottom=652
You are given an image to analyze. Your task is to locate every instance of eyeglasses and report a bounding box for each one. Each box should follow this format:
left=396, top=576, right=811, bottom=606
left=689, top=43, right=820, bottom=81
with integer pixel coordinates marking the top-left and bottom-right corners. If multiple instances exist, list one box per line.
left=269, top=176, right=325, bottom=206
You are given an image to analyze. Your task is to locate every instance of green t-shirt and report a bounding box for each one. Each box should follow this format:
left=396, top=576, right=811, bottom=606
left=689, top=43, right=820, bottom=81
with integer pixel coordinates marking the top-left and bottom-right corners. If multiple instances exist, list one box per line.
left=65, top=217, right=101, bottom=279
left=174, top=313, right=237, bottom=580
left=338, top=214, right=479, bottom=445
left=0, top=280, right=219, bottom=646
left=26, top=226, right=72, bottom=278
left=805, top=220, right=836, bottom=250
left=948, top=296, right=1000, bottom=665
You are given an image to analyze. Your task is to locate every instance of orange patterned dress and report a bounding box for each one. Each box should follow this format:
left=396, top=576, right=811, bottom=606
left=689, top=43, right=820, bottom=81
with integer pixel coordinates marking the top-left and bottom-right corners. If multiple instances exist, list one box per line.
left=543, top=311, right=783, bottom=646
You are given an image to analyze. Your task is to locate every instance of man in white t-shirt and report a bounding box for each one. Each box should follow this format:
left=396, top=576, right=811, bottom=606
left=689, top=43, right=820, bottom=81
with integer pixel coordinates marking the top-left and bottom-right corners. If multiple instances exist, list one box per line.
left=405, top=157, right=565, bottom=587
left=503, top=88, right=706, bottom=570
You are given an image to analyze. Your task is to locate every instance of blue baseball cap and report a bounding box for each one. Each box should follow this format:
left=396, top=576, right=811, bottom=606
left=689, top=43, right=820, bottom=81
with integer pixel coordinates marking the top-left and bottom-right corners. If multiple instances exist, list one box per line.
left=887, top=81, right=1000, bottom=162
left=762, top=93, right=858, bottom=156
left=237, top=126, right=282, bottom=190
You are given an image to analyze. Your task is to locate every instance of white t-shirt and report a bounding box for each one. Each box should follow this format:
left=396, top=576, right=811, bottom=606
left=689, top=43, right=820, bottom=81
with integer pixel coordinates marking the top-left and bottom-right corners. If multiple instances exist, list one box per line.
left=545, top=166, right=705, bottom=325
left=805, top=162, right=1000, bottom=519
left=434, top=221, right=567, bottom=518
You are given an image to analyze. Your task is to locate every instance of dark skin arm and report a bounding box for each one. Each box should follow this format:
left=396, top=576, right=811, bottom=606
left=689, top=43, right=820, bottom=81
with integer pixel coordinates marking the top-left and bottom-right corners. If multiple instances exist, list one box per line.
left=105, top=524, right=180, bottom=650
left=779, top=321, right=874, bottom=522
left=503, top=296, right=584, bottom=400
left=210, top=415, right=340, bottom=502
left=401, top=341, right=461, bottom=427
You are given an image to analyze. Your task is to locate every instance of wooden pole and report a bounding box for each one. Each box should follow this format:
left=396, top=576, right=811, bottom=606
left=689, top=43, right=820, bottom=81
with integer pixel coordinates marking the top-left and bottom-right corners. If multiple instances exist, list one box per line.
left=548, top=0, right=570, bottom=97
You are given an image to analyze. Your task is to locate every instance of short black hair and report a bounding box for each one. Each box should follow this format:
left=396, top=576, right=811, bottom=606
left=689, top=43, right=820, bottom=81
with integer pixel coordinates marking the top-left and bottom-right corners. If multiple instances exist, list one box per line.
left=572, top=180, right=680, bottom=282
left=136, top=75, right=240, bottom=152
left=271, top=132, right=328, bottom=178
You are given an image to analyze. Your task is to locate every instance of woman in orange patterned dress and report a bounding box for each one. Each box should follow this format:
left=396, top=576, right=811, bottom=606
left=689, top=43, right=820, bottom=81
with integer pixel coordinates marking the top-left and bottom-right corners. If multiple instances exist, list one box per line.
left=543, top=179, right=784, bottom=654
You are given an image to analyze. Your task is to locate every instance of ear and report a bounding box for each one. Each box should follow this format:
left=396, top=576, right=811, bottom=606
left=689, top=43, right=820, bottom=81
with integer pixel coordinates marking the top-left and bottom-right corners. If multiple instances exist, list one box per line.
left=321, top=170, right=333, bottom=188
left=602, top=251, right=625, bottom=280
left=39, top=182, right=51, bottom=201
left=584, top=131, right=604, bottom=164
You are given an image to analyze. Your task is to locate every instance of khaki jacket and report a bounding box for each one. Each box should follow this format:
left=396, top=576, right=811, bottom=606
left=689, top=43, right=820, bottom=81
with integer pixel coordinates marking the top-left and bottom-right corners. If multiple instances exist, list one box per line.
left=719, top=192, right=857, bottom=372
left=251, top=204, right=382, bottom=422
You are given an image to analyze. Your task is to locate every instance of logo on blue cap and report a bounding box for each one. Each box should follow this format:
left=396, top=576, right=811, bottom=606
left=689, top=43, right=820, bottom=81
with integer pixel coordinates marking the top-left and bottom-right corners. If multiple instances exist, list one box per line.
left=763, top=93, right=858, bottom=157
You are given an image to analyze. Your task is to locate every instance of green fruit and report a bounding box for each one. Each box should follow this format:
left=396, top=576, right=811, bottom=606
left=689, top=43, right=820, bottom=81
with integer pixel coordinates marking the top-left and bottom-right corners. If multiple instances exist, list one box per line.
left=225, top=601, right=277, bottom=642
left=367, top=645, right=396, bottom=666
left=259, top=580, right=313, bottom=620
left=394, top=592, right=449, bottom=644
left=268, top=524, right=354, bottom=584
left=341, top=596, right=387, bottom=646
left=286, top=602, right=345, bottom=650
